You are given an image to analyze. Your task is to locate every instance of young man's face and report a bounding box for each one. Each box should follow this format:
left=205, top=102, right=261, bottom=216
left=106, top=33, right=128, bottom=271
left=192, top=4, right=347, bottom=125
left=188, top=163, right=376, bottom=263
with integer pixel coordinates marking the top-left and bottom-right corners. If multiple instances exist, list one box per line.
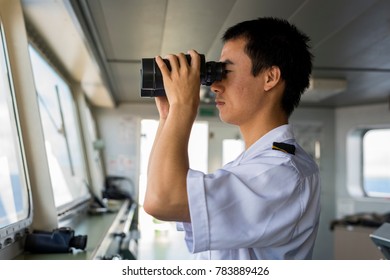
left=211, top=37, right=268, bottom=126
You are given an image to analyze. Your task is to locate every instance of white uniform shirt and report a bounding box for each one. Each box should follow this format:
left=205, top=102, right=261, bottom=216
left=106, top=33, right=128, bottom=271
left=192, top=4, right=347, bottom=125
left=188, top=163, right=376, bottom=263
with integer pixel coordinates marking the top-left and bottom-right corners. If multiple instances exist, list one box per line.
left=177, top=124, right=321, bottom=260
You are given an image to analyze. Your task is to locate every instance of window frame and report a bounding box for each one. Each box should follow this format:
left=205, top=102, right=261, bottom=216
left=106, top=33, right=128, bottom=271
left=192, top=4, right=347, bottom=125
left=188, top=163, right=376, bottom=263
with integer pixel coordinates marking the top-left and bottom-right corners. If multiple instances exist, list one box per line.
left=0, top=19, right=33, bottom=253
left=347, top=126, right=390, bottom=199
left=27, top=43, right=91, bottom=219
left=362, top=128, right=390, bottom=198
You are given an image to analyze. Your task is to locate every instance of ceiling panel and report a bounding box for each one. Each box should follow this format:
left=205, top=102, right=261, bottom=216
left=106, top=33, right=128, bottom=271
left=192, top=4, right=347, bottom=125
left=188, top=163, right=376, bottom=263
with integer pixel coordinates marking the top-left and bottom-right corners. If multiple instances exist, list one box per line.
left=206, top=0, right=308, bottom=60
left=88, top=0, right=168, bottom=59
left=108, top=62, right=152, bottom=103
left=68, top=0, right=390, bottom=107
left=161, top=0, right=235, bottom=56
left=289, top=0, right=376, bottom=48
left=312, top=0, right=390, bottom=67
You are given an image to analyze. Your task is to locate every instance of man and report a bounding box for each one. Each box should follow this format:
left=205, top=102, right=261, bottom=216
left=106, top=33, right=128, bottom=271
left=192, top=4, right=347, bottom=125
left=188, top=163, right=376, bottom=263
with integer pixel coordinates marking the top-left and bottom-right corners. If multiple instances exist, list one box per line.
left=144, top=17, right=321, bottom=260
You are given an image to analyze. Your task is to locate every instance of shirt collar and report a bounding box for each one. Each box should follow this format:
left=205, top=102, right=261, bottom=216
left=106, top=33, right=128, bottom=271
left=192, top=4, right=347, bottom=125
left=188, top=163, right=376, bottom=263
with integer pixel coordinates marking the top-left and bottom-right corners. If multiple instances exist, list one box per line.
left=234, top=124, right=295, bottom=165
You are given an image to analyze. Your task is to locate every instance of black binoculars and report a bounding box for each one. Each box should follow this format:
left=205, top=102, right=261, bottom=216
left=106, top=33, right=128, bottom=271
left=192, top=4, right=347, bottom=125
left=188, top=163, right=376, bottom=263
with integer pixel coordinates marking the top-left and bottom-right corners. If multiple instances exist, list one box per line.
left=140, top=54, right=225, bottom=97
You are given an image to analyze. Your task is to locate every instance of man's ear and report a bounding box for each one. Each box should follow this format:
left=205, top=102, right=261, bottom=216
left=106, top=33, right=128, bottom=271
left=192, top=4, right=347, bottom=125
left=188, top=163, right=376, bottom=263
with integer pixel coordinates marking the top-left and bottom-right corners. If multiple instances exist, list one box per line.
left=264, top=66, right=281, bottom=92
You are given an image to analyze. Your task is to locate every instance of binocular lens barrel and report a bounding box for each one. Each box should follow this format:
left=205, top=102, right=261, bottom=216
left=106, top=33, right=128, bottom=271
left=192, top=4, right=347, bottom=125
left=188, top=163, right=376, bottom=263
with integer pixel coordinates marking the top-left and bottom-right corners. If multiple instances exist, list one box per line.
left=140, top=54, right=225, bottom=97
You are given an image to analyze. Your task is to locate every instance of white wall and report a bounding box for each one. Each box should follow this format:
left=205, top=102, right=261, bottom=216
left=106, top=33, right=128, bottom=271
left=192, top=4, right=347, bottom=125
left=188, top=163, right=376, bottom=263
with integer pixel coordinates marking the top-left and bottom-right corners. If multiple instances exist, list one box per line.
left=292, top=107, right=335, bottom=259
left=93, top=104, right=151, bottom=201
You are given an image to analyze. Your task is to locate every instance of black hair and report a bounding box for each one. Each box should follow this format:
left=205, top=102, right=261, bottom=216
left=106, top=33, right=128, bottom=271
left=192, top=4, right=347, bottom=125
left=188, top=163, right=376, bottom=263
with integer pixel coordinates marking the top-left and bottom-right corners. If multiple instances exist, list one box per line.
left=223, top=17, right=313, bottom=116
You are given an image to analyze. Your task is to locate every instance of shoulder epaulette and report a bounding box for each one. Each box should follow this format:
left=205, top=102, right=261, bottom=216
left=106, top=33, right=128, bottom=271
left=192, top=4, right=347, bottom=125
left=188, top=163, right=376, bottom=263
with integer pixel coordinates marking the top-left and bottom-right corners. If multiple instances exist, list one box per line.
left=272, top=142, right=295, bottom=155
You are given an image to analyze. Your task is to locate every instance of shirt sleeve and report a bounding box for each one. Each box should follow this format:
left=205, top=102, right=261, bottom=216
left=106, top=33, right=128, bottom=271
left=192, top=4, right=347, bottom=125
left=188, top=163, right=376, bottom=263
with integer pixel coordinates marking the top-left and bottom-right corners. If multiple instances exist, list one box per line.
left=183, top=158, right=306, bottom=253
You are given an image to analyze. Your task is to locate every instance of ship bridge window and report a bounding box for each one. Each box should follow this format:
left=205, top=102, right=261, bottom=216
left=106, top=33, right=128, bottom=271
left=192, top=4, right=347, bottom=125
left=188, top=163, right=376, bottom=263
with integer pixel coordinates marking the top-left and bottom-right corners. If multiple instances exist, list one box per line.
left=0, top=23, right=32, bottom=234
left=28, top=46, right=90, bottom=213
left=348, top=127, right=390, bottom=199
left=363, top=129, right=390, bottom=198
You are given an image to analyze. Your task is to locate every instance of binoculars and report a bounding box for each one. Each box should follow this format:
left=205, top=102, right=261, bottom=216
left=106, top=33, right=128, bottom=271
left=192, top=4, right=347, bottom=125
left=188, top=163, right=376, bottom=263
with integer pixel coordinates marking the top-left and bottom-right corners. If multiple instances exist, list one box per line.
left=140, top=54, right=225, bottom=97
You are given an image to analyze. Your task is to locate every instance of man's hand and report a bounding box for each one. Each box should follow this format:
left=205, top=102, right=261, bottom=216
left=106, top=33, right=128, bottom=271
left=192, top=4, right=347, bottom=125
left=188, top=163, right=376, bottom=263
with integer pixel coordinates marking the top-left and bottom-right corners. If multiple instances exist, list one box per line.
left=155, top=50, right=201, bottom=110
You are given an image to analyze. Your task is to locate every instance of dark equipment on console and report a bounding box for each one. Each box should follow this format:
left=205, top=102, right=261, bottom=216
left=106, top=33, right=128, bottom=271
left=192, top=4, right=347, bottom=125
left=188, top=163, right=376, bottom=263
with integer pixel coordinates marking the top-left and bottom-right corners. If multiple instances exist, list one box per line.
left=140, top=54, right=225, bottom=97
left=24, top=227, right=87, bottom=254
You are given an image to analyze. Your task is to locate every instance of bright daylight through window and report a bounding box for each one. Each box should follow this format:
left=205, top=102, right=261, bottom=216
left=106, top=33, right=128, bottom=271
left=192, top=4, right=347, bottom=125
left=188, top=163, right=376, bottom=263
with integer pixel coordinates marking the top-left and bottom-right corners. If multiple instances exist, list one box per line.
left=363, top=129, right=390, bottom=198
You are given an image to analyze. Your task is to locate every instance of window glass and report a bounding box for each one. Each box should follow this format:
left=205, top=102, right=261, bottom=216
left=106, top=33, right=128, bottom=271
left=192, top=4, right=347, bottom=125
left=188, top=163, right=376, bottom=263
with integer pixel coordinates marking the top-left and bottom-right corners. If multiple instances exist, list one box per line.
left=363, top=129, right=390, bottom=198
left=137, top=119, right=208, bottom=259
left=188, top=121, right=208, bottom=173
left=138, top=119, right=208, bottom=205
left=222, top=139, right=244, bottom=165
left=28, top=46, right=89, bottom=209
left=0, top=26, right=30, bottom=228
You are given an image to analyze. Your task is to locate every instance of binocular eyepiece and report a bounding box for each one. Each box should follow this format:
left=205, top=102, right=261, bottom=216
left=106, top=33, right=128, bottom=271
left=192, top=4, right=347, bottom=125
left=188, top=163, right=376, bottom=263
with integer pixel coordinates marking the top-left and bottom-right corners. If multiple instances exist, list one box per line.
left=140, top=54, right=225, bottom=97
